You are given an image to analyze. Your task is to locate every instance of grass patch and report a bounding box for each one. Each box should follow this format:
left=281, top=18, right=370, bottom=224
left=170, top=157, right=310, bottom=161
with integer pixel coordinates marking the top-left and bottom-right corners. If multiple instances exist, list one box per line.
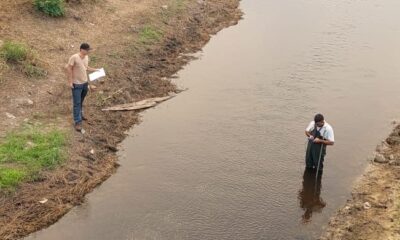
left=22, top=63, right=48, bottom=78
left=0, top=41, right=29, bottom=62
left=138, top=26, right=163, bottom=45
left=161, top=0, right=188, bottom=22
left=172, top=0, right=186, bottom=12
left=0, top=126, right=67, bottom=190
left=0, top=41, right=47, bottom=78
left=34, top=0, right=65, bottom=17
left=0, top=168, right=27, bottom=189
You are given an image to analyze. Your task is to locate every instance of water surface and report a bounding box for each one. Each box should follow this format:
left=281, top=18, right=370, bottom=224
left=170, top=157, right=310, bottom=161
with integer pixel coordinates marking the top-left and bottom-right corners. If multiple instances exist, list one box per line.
left=26, top=0, right=400, bottom=239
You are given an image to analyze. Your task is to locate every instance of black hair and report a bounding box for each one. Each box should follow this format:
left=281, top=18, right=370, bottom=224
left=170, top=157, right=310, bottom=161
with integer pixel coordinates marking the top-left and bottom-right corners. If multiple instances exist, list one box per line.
left=80, top=43, right=91, bottom=50
left=314, top=113, right=324, bottom=123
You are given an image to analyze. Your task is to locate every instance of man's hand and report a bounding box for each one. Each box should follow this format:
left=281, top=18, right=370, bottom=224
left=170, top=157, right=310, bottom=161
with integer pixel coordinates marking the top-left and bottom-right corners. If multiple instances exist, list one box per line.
left=313, top=138, right=322, bottom=144
left=69, top=82, right=74, bottom=89
left=308, top=135, right=315, bottom=141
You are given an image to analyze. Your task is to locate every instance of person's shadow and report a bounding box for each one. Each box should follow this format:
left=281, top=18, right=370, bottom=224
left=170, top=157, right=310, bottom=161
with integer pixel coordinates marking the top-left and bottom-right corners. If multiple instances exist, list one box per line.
left=297, top=168, right=326, bottom=223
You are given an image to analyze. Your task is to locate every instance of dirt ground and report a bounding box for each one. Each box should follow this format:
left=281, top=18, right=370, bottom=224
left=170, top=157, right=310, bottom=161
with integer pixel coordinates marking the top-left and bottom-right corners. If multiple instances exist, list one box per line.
left=321, top=125, right=400, bottom=240
left=0, top=0, right=242, bottom=239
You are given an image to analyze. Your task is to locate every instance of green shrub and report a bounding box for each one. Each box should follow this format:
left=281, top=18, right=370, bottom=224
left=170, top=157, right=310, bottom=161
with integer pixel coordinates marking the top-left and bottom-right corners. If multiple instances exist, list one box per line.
left=34, top=0, right=65, bottom=17
left=0, top=41, right=29, bottom=62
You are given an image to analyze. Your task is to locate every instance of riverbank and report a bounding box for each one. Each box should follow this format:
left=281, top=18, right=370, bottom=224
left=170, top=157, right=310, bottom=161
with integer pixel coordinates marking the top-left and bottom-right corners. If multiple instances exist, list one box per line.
left=0, top=0, right=242, bottom=239
left=321, top=124, right=400, bottom=240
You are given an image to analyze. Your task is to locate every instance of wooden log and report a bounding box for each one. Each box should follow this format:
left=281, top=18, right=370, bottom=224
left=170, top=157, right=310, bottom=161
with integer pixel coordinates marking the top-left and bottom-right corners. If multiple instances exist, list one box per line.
left=102, top=94, right=176, bottom=111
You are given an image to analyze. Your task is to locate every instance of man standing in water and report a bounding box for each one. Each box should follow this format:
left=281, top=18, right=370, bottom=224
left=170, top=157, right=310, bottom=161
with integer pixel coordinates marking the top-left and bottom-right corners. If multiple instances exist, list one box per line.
left=305, top=114, right=335, bottom=171
left=66, top=43, right=99, bottom=131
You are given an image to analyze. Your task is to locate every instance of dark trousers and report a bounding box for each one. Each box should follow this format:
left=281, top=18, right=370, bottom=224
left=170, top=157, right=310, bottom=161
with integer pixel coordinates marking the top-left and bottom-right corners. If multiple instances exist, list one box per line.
left=305, top=141, right=326, bottom=171
left=72, top=83, right=88, bottom=124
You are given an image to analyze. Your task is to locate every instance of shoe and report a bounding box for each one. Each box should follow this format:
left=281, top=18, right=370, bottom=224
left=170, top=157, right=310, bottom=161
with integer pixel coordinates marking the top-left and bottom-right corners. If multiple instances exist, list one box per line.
left=75, top=123, right=82, bottom=132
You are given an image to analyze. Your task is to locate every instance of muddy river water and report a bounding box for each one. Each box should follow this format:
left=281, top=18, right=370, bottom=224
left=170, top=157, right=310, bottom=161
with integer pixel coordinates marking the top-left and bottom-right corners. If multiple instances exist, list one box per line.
left=26, top=0, right=400, bottom=239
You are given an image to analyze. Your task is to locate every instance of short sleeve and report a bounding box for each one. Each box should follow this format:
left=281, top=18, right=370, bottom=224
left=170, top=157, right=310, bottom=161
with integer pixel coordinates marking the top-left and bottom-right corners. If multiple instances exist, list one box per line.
left=324, top=126, right=335, bottom=142
left=68, top=55, right=75, bottom=67
left=306, top=121, right=314, bottom=132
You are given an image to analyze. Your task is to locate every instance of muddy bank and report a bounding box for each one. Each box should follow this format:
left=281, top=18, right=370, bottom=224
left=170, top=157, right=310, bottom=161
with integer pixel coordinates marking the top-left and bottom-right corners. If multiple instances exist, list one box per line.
left=0, top=0, right=242, bottom=239
left=321, top=125, right=400, bottom=240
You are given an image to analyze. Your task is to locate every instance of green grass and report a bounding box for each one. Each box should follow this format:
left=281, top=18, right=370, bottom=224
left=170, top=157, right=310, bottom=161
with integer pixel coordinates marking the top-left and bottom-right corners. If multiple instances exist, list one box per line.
left=34, top=0, right=65, bottom=17
left=0, top=168, right=27, bottom=189
left=0, top=41, right=29, bottom=63
left=0, top=127, right=67, bottom=190
left=0, top=41, right=47, bottom=78
left=138, top=26, right=163, bottom=45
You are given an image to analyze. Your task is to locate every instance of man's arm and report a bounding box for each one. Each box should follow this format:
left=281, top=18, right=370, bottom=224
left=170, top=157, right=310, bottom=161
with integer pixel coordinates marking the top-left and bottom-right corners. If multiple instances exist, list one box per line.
left=87, top=66, right=98, bottom=72
left=66, top=65, right=74, bottom=89
left=305, top=121, right=315, bottom=139
left=313, top=138, right=334, bottom=146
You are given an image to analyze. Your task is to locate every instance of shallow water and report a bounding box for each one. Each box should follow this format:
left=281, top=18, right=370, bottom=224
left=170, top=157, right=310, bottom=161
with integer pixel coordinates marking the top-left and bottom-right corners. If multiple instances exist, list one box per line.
left=26, top=0, right=400, bottom=239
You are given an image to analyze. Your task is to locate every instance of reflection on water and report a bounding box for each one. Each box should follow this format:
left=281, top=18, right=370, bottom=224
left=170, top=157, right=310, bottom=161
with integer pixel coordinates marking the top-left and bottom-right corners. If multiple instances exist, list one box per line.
left=298, top=168, right=326, bottom=223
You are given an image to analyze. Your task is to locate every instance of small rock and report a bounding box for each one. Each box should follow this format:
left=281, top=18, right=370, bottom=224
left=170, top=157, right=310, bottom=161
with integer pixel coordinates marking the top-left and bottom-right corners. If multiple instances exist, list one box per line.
left=376, top=142, right=389, bottom=152
left=39, top=198, right=48, bottom=204
left=5, top=112, right=16, bottom=119
left=130, top=25, right=139, bottom=33
left=73, top=15, right=82, bottom=21
left=90, top=149, right=95, bottom=155
left=374, top=153, right=388, bottom=163
left=387, top=135, right=400, bottom=145
left=81, top=129, right=86, bottom=135
left=363, top=202, right=371, bottom=210
left=25, top=141, right=35, bottom=149
left=14, top=98, right=33, bottom=107
left=161, top=5, right=168, bottom=10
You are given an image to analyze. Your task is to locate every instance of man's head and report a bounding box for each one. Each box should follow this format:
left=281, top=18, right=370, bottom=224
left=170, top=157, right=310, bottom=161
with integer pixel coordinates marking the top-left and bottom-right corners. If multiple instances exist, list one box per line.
left=314, top=113, right=325, bottom=127
left=79, top=43, right=92, bottom=56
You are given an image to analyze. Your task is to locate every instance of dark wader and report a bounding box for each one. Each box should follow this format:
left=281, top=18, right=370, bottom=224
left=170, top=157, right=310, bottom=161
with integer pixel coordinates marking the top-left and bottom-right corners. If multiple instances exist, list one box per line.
left=305, top=125, right=326, bottom=171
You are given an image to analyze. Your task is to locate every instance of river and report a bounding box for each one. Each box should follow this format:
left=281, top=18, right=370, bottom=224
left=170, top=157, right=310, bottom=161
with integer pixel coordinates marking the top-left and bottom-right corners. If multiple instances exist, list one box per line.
left=26, top=0, right=400, bottom=239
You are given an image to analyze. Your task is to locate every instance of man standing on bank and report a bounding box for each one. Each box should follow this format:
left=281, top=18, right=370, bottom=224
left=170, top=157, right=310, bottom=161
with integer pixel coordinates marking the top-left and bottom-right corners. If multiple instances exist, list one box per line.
left=305, top=114, right=335, bottom=172
left=66, top=43, right=99, bottom=131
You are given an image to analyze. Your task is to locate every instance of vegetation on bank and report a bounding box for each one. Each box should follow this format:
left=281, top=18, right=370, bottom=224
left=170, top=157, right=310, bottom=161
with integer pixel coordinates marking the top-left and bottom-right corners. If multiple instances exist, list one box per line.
left=34, top=0, right=65, bottom=17
left=0, top=41, right=47, bottom=78
left=138, top=26, right=163, bottom=45
left=0, top=126, right=67, bottom=190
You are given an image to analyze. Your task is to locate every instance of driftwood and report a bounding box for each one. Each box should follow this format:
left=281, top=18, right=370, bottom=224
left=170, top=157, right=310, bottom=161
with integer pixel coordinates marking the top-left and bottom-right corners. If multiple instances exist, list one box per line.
left=102, top=94, right=176, bottom=111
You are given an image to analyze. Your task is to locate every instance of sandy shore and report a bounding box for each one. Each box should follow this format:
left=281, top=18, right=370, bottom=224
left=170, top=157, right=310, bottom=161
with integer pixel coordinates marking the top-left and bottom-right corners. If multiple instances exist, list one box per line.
left=321, top=125, right=400, bottom=240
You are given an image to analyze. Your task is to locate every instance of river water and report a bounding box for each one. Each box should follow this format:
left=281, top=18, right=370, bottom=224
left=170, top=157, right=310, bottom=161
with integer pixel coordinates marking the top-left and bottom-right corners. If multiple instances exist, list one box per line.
left=26, top=0, right=400, bottom=239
